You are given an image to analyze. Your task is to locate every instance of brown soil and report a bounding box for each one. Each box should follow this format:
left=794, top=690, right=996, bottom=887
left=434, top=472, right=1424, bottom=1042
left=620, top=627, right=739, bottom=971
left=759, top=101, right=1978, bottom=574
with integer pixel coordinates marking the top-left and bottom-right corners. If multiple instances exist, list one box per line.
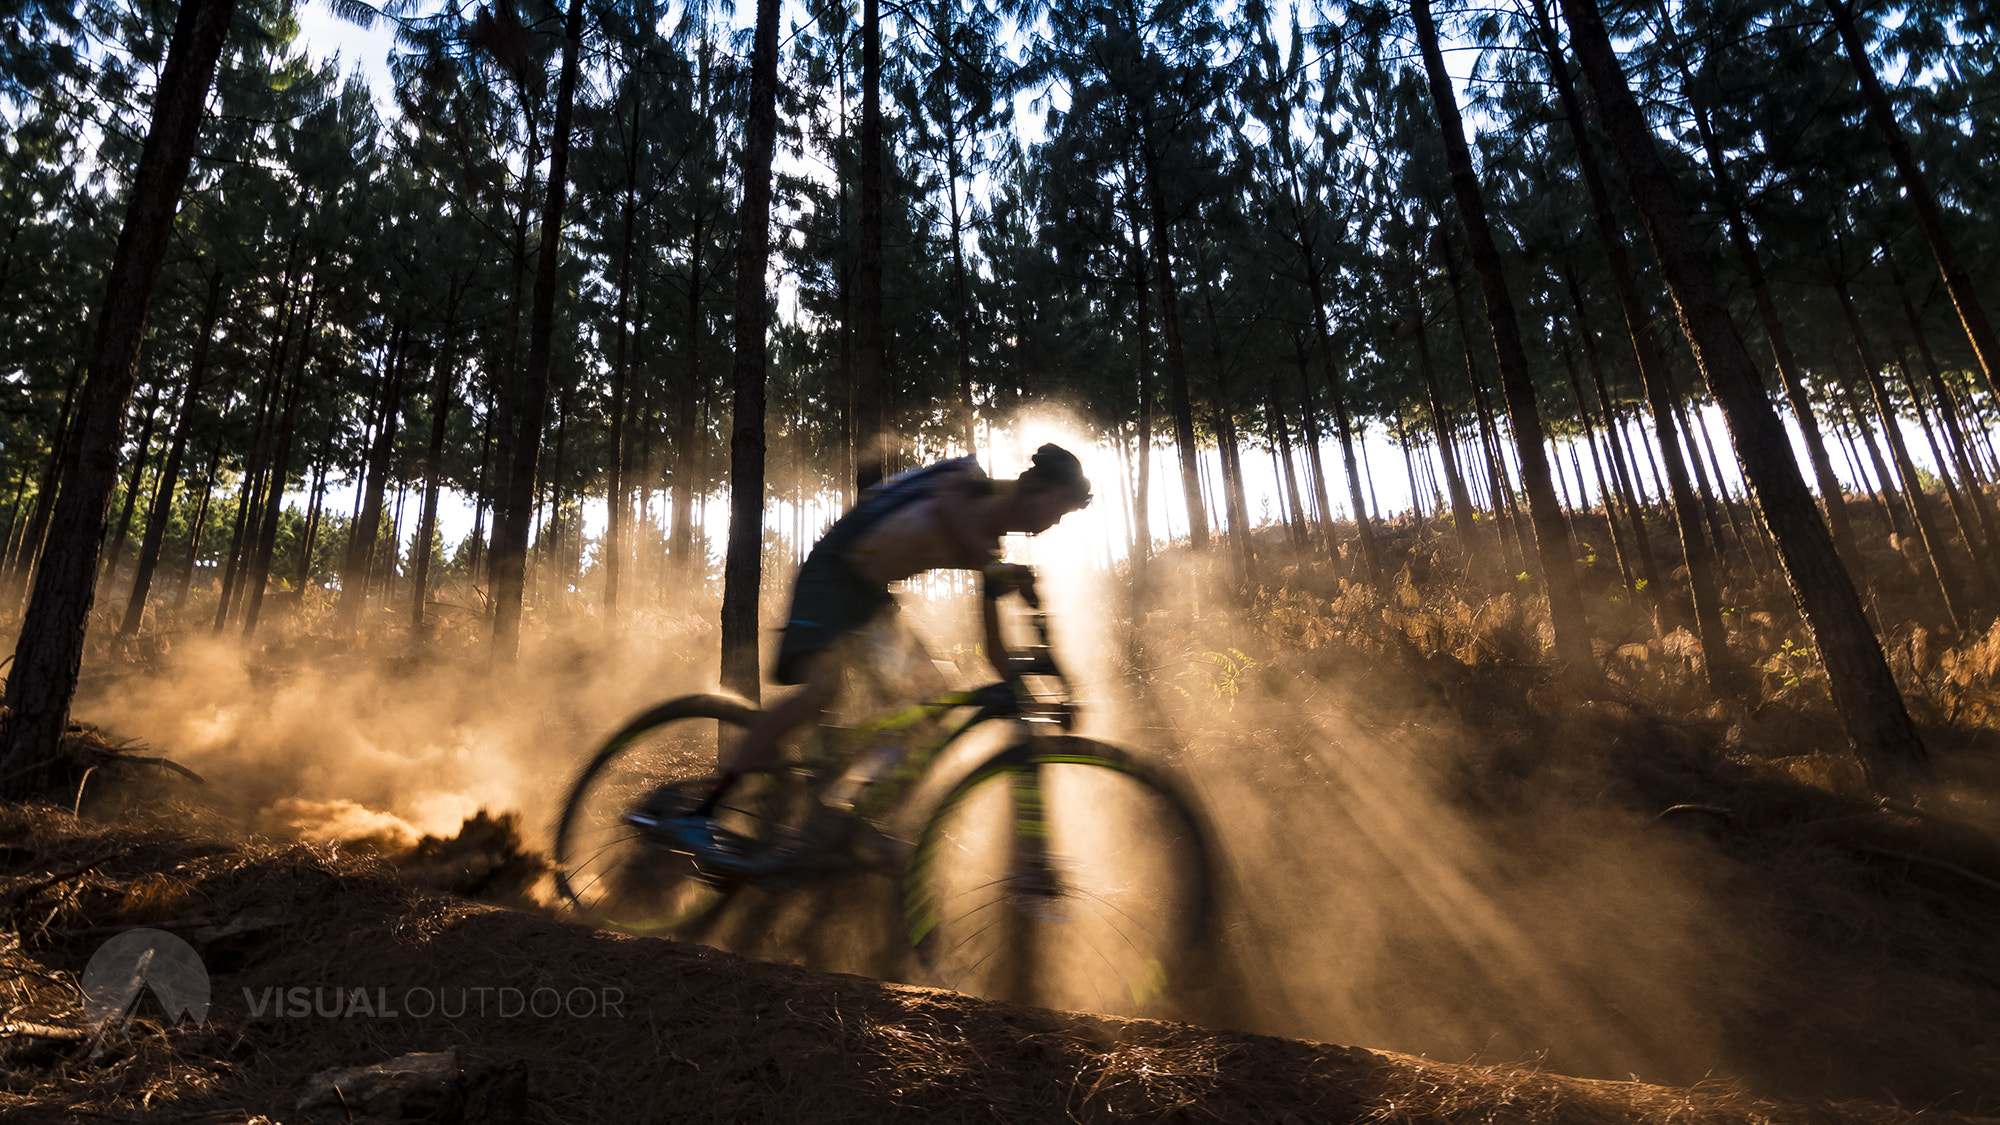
left=12, top=520, right=2000, bottom=1123
left=0, top=803, right=1974, bottom=1125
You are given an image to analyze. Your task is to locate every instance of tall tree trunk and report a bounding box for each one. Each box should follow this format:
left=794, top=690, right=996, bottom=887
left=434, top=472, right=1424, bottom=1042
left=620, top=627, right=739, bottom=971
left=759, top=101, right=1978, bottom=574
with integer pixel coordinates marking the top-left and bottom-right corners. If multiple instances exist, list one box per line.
left=1530, top=0, right=1731, bottom=686
left=292, top=449, right=326, bottom=600
left=121, top=269, right=224, bottom=634
left=1834, top=277, right=1971, bottom=627
left=5, top=358, right=83, bottom=586
left=412, top=302, right=459, bottom=634
left=1, top=0, right=236, bottom=791
left=467, top=383, right=494, bottom=588
left=224, top=256, right=312, bottom=625
left=1884, top=250, right=2000, bottom=576
left=719, top=0, right=782, bottom=699
left=1676, top=48, right=1864, bottom=575
left=1897, top=352, right=1993, bottom=592
left=381, top=483, right=408, bottom=604
left=605, top=127, right=640, bottom=612
left=172, top=444, right=219, bottom=612
left=853, top=0, right=888, bottom=486
left=1397, top=404, right=1428, bottom=525
left=1412, top=304, right=1482, bottom=563
left=0, top=469, right=28, bottom=568
left=1567, top=275, right=1661, bottom=589
left=833, top=38, right=856, bottom=508
left=1136, top=135, right=1208, bottom=550
left=1271, top=370, right=1308, bottom=546
left=1687, top=393, right=1767, bottom=565
left=1445, top=244, right=1526, bottom=576
left=1559, top=0, right=1924, bottom=775
left=1823, top=0, right=1999, bottom=396
left=1559, top=335, right=1638, bottom=591
left=100, top=389, right=162, bottom=594
left=1202, top=291, right=1255, bottom=580
left=1291, top=332, right=1334, bottom=542
left=1847, top=391, right=1908, bottom=537
left=339, top=332, right=405, bottom=627
left=491, top=0, right=587, bottom=662
left=1307, top=260, right=1379, bottom=580
left=1415, top=0, right=1592, bottom=674
left=1266, top=126, right=1337, bottom=548
left=672, top=220, right=701, bottom=575
left=242, top=307, right=316, bottom=639
left=484, top=190, right=534, bottom=599
left=218, top=299, right=300, bottom=629
left=1125, top=171, right=1155, bottom=580
left=545, top=381, right=576, bottom=594
left=946, top=122, right=975, bottom=451
left=1670, top=390, right=1735, bottom=557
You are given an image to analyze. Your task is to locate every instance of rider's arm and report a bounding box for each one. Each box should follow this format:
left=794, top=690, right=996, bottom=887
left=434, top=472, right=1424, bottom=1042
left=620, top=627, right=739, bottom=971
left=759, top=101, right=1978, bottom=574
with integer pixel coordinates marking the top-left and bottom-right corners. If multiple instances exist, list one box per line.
left=980, top=563, right=1038, bottom=681
left=982, top=594, right=1012, bottom=682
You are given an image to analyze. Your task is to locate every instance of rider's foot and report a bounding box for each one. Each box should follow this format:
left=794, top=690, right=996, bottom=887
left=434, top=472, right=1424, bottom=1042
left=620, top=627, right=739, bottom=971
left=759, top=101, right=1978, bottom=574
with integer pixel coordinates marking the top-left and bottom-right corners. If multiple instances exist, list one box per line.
left=626, top=776, right=731, bottom=851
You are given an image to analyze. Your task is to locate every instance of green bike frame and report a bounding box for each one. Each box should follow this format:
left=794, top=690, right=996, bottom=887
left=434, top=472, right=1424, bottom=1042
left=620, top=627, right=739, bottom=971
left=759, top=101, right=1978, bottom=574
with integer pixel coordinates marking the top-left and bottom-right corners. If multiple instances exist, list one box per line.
left=816, top=679, right=1060, bottom=822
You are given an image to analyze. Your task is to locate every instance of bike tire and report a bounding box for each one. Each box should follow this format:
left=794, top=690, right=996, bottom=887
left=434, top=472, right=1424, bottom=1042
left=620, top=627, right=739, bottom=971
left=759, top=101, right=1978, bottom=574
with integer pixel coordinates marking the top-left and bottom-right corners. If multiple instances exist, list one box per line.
left=553, top=694, right=806, bottom=936
left=902, top=735, right=1215, bottom=1015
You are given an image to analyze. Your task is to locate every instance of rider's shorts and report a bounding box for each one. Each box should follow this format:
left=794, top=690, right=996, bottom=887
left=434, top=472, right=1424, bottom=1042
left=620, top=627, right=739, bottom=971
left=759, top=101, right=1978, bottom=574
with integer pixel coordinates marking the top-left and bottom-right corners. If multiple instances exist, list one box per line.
left=774, top=553, right=893, bottom=685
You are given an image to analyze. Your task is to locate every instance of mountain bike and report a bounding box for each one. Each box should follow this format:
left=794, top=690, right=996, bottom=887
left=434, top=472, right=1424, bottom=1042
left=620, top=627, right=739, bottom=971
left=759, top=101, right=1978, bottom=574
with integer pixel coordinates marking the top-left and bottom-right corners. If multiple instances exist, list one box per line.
left=552, top=601, right=1215, bottom=1015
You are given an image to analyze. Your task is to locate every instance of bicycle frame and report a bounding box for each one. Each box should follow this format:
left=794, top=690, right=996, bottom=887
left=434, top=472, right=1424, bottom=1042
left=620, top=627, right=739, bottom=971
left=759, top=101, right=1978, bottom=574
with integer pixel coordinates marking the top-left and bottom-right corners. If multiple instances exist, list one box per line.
left=557, top=600, right=1213, bottom=1012
left=803, top=615, right=1075, bottom=829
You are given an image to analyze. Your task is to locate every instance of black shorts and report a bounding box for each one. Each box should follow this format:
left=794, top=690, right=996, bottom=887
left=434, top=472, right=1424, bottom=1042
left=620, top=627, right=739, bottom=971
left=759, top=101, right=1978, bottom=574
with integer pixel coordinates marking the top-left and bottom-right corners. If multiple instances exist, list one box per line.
left=774, top=553, right=893, bottom=685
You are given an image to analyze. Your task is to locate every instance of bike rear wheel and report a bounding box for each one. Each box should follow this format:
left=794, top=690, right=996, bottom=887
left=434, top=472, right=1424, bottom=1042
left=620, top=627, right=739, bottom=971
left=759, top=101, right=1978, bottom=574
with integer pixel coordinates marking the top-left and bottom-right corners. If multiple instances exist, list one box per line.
left=553, top=695, right=806, bottom=935
left=902, top=735, right=1214, bottom=1016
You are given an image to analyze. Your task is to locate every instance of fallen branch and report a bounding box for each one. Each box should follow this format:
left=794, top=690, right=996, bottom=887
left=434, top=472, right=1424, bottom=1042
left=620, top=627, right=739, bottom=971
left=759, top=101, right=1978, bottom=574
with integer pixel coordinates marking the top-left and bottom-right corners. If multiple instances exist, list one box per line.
left=1656, top=804, right=1733, bottom=822
left=0, top=1021, right=90, bottom=1042
left=113, top=755, right=205, bottom=784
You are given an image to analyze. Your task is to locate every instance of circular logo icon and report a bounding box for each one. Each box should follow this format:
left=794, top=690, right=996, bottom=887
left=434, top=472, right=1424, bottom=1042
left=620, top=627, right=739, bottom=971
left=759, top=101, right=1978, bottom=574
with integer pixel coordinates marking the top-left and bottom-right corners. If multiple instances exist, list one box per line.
left=80, top=928, right=209, bottom=1032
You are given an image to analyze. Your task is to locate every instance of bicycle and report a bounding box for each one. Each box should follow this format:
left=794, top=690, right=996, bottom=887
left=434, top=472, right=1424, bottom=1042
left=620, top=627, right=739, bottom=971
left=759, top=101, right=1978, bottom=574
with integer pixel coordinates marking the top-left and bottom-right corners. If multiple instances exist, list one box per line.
left=552, top=598, right=1216, bottom=1016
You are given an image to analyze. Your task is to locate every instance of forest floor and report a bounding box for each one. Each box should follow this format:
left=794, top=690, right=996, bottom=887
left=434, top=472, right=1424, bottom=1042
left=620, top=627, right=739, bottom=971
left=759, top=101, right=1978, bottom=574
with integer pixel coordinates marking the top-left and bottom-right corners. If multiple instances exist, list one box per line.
left=0, top=802, right=1983, bottom=1125
left=7, top=511, right=2000, bottom=1122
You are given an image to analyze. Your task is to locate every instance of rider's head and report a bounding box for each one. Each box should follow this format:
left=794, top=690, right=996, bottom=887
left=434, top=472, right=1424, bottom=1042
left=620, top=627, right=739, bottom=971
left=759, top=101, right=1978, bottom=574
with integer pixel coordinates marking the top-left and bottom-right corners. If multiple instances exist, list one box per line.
left=1008, top=444, right=1093, bottom=534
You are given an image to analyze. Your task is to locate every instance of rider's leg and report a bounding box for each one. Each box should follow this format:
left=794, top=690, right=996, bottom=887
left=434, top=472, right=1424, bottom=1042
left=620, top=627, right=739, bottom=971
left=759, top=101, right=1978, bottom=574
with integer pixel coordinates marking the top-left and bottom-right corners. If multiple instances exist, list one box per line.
left=720, top=649, right=842, bottom=776
left=681, top=651, right=840, bottom=821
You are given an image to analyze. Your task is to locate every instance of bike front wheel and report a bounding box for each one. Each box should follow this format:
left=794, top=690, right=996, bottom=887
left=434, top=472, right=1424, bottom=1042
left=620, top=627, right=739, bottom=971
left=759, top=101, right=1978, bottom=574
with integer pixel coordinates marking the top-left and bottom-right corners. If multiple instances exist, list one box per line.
left=902, top=735, right=1214, bottom=1016
left=553, top=695, right=806, bottom=935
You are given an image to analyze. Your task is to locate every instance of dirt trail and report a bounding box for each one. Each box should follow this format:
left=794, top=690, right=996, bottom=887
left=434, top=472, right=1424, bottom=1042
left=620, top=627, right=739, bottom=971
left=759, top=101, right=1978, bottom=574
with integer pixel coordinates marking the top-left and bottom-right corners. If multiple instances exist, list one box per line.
left=0, top=805, right=1963, bottom=1125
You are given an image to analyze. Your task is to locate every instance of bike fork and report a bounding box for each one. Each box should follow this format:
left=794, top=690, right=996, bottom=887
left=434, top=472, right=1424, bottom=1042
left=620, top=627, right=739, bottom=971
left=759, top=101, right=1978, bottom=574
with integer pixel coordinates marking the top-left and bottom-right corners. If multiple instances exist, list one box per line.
left=1008, top=764, right=1064, bottom=918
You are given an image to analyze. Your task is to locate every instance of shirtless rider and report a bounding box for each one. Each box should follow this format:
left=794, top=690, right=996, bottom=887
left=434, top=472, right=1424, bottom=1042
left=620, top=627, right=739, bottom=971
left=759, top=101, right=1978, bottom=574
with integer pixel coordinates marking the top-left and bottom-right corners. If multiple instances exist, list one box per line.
left=631, top=443, right=1093, bottom=848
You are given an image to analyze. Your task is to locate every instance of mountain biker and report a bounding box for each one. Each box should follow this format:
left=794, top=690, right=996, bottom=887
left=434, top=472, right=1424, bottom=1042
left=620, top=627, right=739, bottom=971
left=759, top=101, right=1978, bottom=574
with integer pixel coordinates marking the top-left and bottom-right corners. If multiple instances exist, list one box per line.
left=631, top=443, right=1094, bottom=847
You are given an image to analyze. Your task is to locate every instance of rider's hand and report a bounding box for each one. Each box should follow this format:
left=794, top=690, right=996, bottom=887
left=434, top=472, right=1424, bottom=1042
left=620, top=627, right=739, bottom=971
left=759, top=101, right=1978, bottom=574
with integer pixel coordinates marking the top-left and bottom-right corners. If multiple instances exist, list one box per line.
left=982, top=562, right=1038, bottom=606
left=1018, top=572, right=1042, bottom=609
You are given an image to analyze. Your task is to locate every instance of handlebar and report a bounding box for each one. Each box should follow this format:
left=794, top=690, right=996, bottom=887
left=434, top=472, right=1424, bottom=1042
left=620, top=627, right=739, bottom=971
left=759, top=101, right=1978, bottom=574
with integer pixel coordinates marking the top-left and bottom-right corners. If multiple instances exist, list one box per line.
left=1007, top=611, right=1075, bottom=728
left=980, top=564, right=1073, bottom=725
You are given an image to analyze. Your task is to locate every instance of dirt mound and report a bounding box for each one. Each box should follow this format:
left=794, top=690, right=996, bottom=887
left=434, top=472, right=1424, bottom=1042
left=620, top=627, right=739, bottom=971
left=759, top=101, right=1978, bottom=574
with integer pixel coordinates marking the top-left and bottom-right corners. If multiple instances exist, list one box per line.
left=0, top=805, right=1960, bottom=1124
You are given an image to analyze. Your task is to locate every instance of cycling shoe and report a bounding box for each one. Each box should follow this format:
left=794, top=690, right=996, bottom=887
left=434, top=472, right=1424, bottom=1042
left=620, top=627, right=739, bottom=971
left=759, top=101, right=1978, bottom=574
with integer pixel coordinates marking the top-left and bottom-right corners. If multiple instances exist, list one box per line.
left=626, top=808, right=782, bottom=879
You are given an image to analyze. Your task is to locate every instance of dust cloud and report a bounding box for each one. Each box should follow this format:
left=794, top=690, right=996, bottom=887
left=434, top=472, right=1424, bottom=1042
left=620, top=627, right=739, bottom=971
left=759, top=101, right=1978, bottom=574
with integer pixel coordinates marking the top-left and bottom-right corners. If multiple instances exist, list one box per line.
left=1008, top=555, right=1743, bottom=1087
left=69, top=607, right=723, bottom=848
left=32, top=427, right=1966, bottom=1097
left=849, top=546, right=1756, bottom=1087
